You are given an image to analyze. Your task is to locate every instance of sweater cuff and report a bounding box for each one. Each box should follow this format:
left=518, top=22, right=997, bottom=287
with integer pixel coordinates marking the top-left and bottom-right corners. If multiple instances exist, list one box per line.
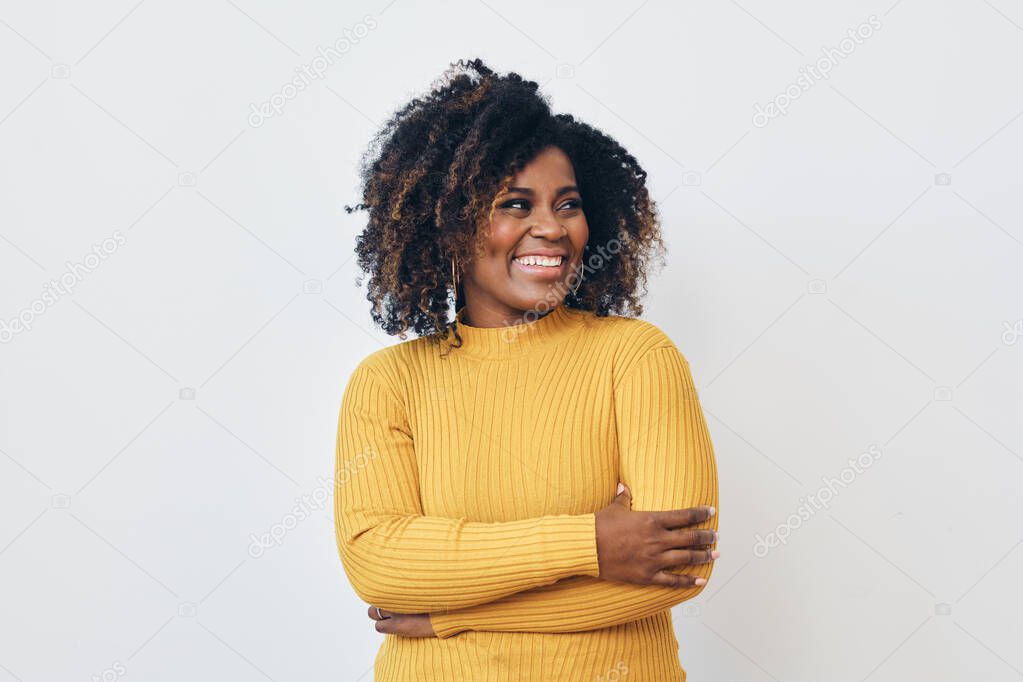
left=430, top=610, right=463, bottom=639
left=546, top=512, right=601, bottom=579
left=429, top=513, right=601, bottom=639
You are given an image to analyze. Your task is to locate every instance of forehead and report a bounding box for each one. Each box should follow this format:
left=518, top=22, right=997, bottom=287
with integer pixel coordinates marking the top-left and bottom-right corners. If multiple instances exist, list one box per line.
left=510, top=146, right=577, bottom=185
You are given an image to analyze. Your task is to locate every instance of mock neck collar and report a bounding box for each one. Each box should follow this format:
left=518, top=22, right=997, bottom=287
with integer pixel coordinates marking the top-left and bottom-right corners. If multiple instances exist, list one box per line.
left=447, top=302, right=586, bottom=360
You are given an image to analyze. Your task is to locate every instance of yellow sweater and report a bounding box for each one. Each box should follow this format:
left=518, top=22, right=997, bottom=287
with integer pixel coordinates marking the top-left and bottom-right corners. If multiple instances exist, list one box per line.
left=334, top=302, right=719, bottom=682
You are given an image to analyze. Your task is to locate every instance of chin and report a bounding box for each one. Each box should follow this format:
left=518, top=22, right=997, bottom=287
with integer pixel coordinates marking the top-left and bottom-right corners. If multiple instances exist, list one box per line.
left=523, top=294, right=567, bottom=312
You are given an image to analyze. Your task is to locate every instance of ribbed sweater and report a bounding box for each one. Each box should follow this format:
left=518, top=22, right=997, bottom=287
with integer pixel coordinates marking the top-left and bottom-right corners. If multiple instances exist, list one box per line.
left=334, top=302, right=719, bottom=682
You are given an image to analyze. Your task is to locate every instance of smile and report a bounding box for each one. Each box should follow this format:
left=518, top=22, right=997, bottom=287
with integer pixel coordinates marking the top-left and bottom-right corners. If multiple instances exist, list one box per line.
left=512, top=255, right=568, bottom=279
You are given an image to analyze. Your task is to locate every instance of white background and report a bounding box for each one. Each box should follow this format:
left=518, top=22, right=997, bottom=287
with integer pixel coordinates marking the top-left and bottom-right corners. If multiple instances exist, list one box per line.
left=1, top=1, right=1022, bottom=680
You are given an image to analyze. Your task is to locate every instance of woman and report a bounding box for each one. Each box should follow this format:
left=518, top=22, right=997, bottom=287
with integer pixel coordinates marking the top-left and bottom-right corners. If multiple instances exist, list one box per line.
left=335, top=58, right=720, bottom=682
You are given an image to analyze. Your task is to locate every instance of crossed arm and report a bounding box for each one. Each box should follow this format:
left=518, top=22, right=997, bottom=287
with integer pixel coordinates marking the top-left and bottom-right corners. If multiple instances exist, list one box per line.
left=334, top=343, right=719, bottom=637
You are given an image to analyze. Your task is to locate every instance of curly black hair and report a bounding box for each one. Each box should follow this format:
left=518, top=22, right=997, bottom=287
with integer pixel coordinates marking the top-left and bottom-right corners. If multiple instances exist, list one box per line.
left=344, top=57, right=666, bottom=352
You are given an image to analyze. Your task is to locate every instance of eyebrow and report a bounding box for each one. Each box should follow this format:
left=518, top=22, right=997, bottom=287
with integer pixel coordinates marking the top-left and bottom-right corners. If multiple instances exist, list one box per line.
left=505, top=185, right=579, bottom=197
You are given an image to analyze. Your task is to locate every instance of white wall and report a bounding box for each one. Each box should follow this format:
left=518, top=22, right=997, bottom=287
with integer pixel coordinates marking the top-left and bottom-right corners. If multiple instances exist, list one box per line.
left=1, top=1, right=1021, bottom=680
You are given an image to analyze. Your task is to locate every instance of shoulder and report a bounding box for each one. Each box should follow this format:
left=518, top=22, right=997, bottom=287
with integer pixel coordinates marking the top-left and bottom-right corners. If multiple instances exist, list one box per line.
left=345, top=334, right=438, bottom=396
left=574, top=308, right=679, bottom=353
left=575, top=309, right=689, bottom=382
left=349, top=340, right=411, bottom=383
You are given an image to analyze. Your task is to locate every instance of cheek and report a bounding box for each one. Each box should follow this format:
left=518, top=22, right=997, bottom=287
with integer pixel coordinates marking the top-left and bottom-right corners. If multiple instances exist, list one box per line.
left=484, top=219, right=522, bottom=258
left=573, top=218, right=590, bottom=251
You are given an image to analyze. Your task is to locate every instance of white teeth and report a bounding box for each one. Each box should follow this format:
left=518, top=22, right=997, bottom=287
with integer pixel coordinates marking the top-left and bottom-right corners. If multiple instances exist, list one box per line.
left=515, top=255, right=563, bottom=267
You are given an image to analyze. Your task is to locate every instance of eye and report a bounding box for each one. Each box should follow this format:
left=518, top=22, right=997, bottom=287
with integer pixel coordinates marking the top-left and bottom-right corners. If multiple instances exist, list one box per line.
left=500, top=199, right=530, bottom=211
left=559, top=198, right=583, bottom=211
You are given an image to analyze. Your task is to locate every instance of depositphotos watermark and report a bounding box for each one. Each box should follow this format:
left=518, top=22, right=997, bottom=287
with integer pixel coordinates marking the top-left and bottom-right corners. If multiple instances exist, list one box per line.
left=247, top=447, right=378, bottom=558
left=595, top=661, right=629, bottom=682
left=752, top=15, right=881, bottom=128
left=1, top=230, right=127, bottom=344
left=247, top=15, right=378, bottom=128
left=90, top=660, right=126, bottom=682
left=752, top=443, right=882, bottom=558
left=498, top=238, right=623, bottom=343
left=1002, top=319, right=1022, bottom=345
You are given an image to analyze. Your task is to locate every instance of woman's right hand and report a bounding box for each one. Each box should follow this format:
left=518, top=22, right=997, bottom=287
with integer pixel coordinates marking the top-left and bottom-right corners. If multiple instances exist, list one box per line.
left=594, top=483, right=718, bottom=587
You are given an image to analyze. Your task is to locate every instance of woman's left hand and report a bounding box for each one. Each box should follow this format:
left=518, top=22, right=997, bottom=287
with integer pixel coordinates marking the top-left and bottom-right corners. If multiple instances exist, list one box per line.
left=367, top=605, right=437, bottom=637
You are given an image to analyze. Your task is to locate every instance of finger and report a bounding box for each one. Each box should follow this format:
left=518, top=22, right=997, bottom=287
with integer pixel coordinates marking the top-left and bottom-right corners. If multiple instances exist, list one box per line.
left=662, top=528, right=718, bottom=548
left=650, top=570, right=705, bottom=588
left=652, top=505, right=715, bottom=529
left=661, top=548, right=718, bottom=567
left=614, top=483, right=632, bottom=507
left=367, top=605, right=390, bottom=621
left=377, top=615, right=419, bottom=637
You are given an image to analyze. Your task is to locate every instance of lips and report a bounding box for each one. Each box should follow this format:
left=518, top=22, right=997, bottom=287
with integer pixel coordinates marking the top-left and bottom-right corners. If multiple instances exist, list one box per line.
left=511, top=254, right=569, bottom=280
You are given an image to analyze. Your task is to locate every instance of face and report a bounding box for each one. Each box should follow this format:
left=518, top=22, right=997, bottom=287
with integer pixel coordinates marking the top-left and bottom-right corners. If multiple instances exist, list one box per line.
left=459, top=145, right=589, bottom=326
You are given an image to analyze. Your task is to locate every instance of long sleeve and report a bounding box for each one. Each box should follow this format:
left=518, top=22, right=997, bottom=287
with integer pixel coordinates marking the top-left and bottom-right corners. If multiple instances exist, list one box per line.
left=333, top=357, right=601, bottom=613
left=428, top=342, right=719, bottom=638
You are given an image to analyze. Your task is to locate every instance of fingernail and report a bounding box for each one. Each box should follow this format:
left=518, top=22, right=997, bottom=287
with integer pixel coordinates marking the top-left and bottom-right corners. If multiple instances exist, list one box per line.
left=694, top=578, right=707, bottom=586
left=707, top=506, right=716, bottom=516
left=714, top=531, right=720, bottom=542
left=711, top=550, right=721, bottom=559
left=616, top=483, right=625, bottom=495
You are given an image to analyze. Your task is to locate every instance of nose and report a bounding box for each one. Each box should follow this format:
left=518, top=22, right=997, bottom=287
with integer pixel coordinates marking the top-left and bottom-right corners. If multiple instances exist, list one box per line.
left=529, top=205, right=566, bottom=238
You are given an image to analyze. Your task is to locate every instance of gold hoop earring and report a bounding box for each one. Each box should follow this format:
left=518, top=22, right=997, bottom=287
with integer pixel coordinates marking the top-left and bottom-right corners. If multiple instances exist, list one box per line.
left=570, top=264, right=584, bottom=296
left=451, top=256, right=459, bottom=298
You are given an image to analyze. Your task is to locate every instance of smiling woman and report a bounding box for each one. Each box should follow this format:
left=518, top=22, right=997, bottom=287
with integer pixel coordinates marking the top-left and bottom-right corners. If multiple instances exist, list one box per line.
left=337, top=57, right=720, bottom=682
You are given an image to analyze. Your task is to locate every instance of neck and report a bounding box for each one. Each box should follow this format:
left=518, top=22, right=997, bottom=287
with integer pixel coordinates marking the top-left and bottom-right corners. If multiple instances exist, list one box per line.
left=461, top=302, right=554, bottom=329
left=449, top=300, right=589, bottom=360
